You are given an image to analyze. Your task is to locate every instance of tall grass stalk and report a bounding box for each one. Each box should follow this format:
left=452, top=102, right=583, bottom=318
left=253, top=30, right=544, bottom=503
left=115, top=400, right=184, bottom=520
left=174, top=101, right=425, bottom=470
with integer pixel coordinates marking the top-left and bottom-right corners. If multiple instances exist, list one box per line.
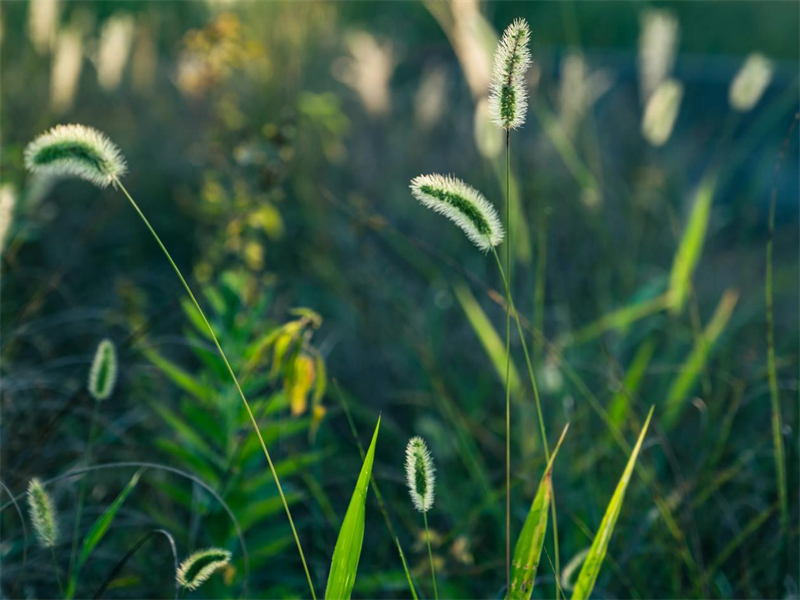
left=765, top=113, right=797, bottom=534
left=114, top=181, right=316, bottom=599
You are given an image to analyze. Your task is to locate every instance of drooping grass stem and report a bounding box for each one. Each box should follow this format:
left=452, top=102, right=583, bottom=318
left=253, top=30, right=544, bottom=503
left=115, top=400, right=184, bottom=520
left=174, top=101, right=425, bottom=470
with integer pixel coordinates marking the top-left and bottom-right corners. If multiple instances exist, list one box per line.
left=114, top=180, right=317, bottom=600
left=423, top=511, right=438, bottom=600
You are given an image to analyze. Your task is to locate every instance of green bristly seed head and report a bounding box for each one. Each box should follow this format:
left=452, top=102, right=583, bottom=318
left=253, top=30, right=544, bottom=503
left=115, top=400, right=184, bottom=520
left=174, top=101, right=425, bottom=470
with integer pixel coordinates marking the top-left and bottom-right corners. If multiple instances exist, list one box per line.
left=177, top=547, right=232, bottom=591
left=24, top=124, right=127, bottom=188
left=410, top=174, right=503, bottom=252
left=88, top=338, right=118, bottom=401
left=27, top=478, right=58, bottom=548
left=405, top=436, right=435, bottom=513
left=489, top=18, right=532, bottom=130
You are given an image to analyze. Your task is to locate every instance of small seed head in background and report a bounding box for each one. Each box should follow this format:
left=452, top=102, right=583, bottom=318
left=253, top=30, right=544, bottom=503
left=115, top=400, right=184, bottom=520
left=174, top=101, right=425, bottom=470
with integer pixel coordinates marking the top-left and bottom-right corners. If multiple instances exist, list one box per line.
left=729, top=53, right=773, bottom=112
left=27, top=478, right=58, bottom=548
left=88, top=338, right=118, bottom=401
left=405, top=436, right=436, bottom=513
left=410, top=174, right=504, bottom=252
left=177, top=547, right=232, bottom=591
left=488, top=18, right=532, bottom=130
left=24, top=124, right=127, bottom=188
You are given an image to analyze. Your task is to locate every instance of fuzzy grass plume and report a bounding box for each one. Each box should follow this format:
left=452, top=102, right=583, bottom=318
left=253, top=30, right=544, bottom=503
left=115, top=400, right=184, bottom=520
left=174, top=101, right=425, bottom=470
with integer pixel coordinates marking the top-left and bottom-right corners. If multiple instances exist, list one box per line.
left=177, top=547, right=232, bottom=591
left=729, top=53, right=773, bottom=112
left=405, top=436, right=436, bottom=513
left=410, top=174, right=503, bottom=251
left=489, top=18, right=532, bottom=130
left=24, top=124, right=126, bottom=188
left=88, top=338, right=118, bottom=401
left=27, top=478, right=58, bottom=548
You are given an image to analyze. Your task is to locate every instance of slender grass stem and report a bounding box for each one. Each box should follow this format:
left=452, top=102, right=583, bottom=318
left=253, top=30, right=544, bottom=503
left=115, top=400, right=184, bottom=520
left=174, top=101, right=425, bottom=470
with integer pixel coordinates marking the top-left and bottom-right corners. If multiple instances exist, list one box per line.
left=765, top=113, right=797, bottom=534
left=51, top=546, right=64, bottom=598
left=504, top=129, right=512, bottom=600
left=114, top=181, right=316, bottom=600
left=490, top=245, right=561, bottom=597
left=67, top=398, right=101, bottom=586
left=333, top=381, right=419, bottom=600
left=423, top=511, right=438, bottom=600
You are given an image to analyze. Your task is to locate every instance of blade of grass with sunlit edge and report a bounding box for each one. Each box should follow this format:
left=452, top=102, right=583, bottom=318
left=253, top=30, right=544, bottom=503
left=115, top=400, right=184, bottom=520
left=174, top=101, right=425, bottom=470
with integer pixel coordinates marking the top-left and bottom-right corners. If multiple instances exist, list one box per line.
left=66, top=470, right=144, bottom=599
left=663, top=289, right=738, bottom=428
left=325, top=417, right=381, bottom=600
left=453, top=283, right=522, bottom=394
left=668, top=175, right=717, bottom=314
left=509, top=424, right=569, bottom=600
left=571, top=407, right=654, bottom=600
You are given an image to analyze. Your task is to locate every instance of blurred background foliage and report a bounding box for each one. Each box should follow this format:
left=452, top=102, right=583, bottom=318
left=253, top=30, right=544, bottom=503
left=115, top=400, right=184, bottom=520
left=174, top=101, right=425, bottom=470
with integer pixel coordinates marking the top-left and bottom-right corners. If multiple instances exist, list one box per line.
left=0, top=1, right=798, bottom=598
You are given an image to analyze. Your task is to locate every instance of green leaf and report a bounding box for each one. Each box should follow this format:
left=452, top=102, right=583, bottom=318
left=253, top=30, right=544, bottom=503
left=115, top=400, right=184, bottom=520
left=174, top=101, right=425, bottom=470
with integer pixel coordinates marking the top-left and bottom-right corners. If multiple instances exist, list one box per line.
left=453, top=283, right=522, bottom=394
left=668, top=175, right=716, bottom=314
left=325, top=417, right=381, bottom=600
left=509, top=424, right=569, bottom=600
left=141, top=346, right=211, bottom=403
left=66, top=470, right=144, bottom=599
left=663, top=289, right=738, bottom=427
left=571, top=407, right=654, bottom=600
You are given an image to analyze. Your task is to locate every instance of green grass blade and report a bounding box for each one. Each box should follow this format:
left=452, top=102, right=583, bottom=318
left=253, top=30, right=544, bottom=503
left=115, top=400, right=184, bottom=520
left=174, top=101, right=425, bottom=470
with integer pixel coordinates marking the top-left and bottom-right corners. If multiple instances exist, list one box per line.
left=607, top=339, right=656, bottom=431
left=66, top=470, right=144, bottom=599
left=571, top=407, right=654, bottom=600
left=325, top=417, right=381, bottom=600
left=663, top=289, right=738, bottom=427
left=453, top=283, right=522, bottom=395
left=668, top=175, right=717, bottom=314
left=509, top=424, right=569, bottom=600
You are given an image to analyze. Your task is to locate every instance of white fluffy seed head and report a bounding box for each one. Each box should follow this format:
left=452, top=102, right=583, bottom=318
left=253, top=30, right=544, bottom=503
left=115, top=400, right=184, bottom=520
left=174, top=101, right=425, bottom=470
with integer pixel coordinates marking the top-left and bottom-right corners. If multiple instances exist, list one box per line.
left=27, top=478, right=58, bottom=548
left=24, top=124, right=127, bottom=188
left=405, top=436, right=435, bottom=513
left=489, top=18, right=532, bottom=130
left=88, top=338, right=118, bottom=401
left=642, top=78, right=683, bottom=147
left=176, top=547, right=232, bottom=591
left=729, top=53, right=773, bottom=112
left=410, top=174, right=504, bottom=252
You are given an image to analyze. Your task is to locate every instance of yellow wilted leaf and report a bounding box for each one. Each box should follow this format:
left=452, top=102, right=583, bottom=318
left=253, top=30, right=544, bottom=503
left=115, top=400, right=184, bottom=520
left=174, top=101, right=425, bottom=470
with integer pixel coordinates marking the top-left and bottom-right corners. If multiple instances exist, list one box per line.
left=288, top=354, right=316, bottom=416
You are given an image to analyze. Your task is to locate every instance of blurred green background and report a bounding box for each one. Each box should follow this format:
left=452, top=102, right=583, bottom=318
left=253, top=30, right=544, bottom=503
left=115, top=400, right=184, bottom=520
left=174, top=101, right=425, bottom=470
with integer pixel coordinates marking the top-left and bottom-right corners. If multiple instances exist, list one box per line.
left=1, top=1, right=798, bottom=598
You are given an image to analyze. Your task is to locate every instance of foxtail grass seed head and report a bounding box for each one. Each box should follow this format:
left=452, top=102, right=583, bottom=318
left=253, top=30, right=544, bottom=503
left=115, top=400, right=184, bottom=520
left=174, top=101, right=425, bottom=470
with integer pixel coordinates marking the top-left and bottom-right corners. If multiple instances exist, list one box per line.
left=410, top=174, right=503, bottom=252
left=641, top=78, right=683, bottom=147
left=24, top=124, right=127, bottom=188
left=177, top=548, right=232, bottom=591
left=27, top=478, right=58, bottom=548
left=405, top=436, right=436, bottom=513
left=489, top=18, right=532, bottom=130
left=88, top=338, right=118, bottom=401
left=729, top=53, right=773, bottom=112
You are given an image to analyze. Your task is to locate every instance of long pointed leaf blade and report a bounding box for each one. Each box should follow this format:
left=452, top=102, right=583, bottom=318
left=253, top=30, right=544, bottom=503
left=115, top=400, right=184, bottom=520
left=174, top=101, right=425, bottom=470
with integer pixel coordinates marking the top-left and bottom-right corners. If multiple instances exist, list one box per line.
left=509, top=424, right=569, bottom=600
left=325, top=417, right=381, bottom=600
left=571, top=408, right=654, bottom=600
left=66, top=469, right=144, bottom=599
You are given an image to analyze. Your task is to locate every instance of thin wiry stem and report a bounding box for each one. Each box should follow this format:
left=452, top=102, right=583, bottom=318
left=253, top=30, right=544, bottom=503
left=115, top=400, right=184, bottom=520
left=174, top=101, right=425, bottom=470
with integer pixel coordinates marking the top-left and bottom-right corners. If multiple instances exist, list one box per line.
left=114, top=181, right=316, bottom=600
left=504, top=128, right=512, bottom=598
left=423, top=511, right=438, bottom=600
left=765, top=113, right=797, bottom=535
left=490, top=244, right=562, bottom=597
left=50, top=546, right=64, bottom=597
left=68, top=397, right=101, bottom=588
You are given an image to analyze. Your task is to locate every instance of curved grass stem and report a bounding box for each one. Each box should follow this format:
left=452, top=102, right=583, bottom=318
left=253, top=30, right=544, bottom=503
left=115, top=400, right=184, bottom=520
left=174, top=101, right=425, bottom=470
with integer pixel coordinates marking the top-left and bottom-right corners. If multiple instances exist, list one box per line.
left=114, top=180, right=316, bottom=600
left=490, top=245, right=561, bottom=597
